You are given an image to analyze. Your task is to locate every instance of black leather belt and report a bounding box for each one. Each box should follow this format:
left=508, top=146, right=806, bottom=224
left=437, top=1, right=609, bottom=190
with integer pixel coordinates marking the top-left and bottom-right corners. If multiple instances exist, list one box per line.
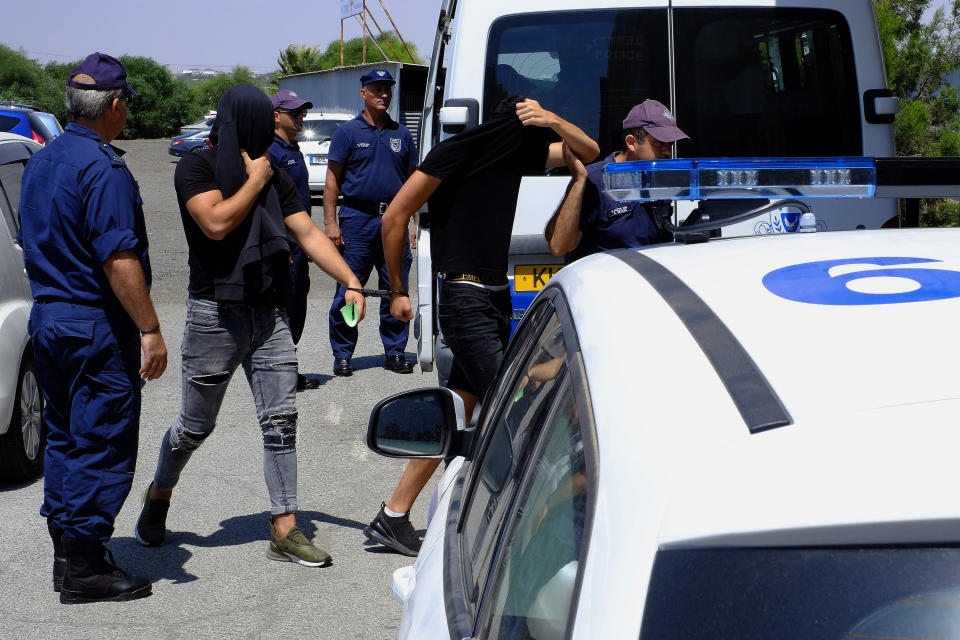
left=342, top=196, right=391, bottom=216
left=442, top=272, right=508, bottom=286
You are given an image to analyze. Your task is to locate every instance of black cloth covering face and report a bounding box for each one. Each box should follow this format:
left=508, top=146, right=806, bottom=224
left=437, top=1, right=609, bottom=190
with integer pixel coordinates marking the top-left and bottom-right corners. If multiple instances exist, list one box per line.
left=207, top=84, right=290, bottom=302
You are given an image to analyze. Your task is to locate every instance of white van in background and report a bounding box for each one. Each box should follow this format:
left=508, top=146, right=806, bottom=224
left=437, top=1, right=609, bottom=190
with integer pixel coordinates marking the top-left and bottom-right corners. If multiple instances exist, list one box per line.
left=414, top=0, right=899, bottom=371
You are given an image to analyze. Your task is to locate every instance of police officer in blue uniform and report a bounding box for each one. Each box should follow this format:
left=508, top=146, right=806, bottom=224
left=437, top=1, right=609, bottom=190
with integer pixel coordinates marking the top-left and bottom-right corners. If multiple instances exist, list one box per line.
left=269, top=89, right=320, bottom=391
left=19, top=52, right=167, bottom=604
left=545, top=99, right=689, bottom=261
left=323, top=69, right=418, bottom=376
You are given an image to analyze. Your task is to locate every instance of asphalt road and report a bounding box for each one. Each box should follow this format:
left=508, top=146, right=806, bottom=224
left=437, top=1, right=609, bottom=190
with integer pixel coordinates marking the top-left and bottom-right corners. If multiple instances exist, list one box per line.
left=0, top=140, right=439, bottom=640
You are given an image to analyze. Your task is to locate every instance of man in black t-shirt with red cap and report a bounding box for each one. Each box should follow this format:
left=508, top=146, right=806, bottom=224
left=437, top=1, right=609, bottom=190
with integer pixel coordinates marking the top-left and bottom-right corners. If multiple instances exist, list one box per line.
left=361, top=97, right=599, bottom=556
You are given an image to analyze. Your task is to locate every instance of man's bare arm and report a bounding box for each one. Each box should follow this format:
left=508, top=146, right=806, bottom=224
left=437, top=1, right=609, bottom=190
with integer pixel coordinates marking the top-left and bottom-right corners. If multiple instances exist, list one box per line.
left=381, top=170, right=442, bottom=322
left=545, top=142, right=588, bottom=256
left=102, top=251, right=167, bottom=380
left=323, top=161, right=345, bottom=248
left=515, top=99, right=599, bottom=167
left=285, top=211, right=366, bottom=322
left=184, top=151, right=273, bottom=241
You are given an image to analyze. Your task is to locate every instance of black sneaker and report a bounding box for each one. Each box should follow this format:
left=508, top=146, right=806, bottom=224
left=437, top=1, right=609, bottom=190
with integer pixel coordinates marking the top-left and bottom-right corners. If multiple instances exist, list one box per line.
left=134, top=483, right=169, bottom=547
left=363, top=502, right=421, bottom=556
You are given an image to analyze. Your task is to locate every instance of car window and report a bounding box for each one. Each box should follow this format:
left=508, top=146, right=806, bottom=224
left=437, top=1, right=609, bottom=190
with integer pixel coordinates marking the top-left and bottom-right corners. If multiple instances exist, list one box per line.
left=674, top=8, right=861, bottom=157
left=460, top=304, right=569, bottom=608
left=480, top=375, right=587, bottom=640
left=0, top=114, right=22, bottom=133
left=483, top=9, right=670, bottom=155
left=0, top=159, right=27, bottom=237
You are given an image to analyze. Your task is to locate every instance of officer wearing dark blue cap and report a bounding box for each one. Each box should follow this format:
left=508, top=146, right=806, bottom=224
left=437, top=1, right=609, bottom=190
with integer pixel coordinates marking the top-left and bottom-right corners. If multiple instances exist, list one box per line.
left=19, top=51, right=166, bottom=604
left=324, top=68, right=418, bottom=376
left=269, top=89, right=318, bottom=391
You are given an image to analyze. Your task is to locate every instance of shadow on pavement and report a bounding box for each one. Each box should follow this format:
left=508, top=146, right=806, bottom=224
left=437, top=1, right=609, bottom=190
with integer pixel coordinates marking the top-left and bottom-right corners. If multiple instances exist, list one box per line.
left=109, top=509, right=368, bottom=583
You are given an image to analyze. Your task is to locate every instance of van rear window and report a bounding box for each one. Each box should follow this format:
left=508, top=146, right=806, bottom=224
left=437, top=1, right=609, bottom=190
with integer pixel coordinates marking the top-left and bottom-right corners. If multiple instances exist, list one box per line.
left=640, top=547, right=960, bottom=640
left=484, top=8, right=861, bottom=159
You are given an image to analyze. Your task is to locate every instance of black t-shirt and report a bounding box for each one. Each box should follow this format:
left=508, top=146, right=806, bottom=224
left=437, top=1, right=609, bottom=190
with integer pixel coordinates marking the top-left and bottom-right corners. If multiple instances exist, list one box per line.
left=174, top=149, right=303, bottom=301
left=419, top=116, right=554, bottom=277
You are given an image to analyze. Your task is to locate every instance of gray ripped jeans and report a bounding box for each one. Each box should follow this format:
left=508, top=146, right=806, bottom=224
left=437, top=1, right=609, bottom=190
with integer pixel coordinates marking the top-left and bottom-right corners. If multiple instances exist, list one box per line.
left=153, top=297, right=300, bottom=515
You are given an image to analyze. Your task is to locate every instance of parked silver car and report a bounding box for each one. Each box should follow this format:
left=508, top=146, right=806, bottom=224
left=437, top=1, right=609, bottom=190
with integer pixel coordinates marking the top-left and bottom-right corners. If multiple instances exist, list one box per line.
left=0, top=132, right=45, bottom=481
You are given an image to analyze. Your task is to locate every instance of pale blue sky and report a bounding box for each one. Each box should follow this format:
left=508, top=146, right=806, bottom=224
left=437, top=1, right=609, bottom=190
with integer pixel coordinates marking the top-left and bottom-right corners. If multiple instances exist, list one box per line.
left=0, top=1, right=953, bottom=74
left=0, top=0, right=443, bottom=73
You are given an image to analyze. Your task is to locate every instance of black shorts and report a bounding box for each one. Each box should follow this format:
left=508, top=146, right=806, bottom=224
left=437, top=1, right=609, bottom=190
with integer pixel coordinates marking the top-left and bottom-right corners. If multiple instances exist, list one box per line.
left=437, top=282, right=512, bottom=400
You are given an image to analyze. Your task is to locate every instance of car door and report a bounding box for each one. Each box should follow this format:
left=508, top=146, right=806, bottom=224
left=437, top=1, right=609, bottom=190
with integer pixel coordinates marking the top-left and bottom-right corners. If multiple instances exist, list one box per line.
left=445, top=290, right=596, bottom=639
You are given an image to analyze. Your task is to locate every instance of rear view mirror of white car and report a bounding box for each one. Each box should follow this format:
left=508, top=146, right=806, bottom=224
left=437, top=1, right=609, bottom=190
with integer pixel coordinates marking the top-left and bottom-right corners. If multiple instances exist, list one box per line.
left=366, top=388, right=468, bottom=459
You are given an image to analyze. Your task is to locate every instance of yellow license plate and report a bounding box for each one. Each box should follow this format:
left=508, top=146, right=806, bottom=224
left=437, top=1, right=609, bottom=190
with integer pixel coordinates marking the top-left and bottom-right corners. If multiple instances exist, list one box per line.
left=513, top=264, right=562, bottom=292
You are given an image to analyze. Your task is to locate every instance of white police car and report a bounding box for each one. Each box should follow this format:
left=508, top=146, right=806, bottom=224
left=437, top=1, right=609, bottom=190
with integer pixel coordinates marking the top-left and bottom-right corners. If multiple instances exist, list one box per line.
left=367, top=157, right=960, bottom=639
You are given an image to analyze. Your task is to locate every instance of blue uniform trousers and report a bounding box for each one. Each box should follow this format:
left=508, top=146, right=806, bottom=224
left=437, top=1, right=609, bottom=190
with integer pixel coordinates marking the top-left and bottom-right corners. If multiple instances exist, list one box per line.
left=328, top=207, right=412, bottom=359
left=288, top=241, right=310, bottom=344
left=30, top=302, right=141, bottom=542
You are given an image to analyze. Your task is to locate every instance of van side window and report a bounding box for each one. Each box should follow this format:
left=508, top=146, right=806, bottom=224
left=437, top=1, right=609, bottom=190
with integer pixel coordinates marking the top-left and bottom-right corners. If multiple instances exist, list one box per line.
left=484, top=9, right=669, bottom=157
left=674, top=8, right=862, bottom=157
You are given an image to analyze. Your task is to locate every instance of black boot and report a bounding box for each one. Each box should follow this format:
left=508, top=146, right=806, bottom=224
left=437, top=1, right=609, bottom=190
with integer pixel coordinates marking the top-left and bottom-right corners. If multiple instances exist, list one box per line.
left=59, top=537, right=152, bottom=604
left=49, top=526, right=65, bottom=593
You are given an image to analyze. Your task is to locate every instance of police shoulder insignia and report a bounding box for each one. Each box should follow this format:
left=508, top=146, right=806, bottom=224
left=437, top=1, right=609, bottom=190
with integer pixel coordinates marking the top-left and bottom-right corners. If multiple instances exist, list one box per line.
left=100, top=142, right=127, bottom=167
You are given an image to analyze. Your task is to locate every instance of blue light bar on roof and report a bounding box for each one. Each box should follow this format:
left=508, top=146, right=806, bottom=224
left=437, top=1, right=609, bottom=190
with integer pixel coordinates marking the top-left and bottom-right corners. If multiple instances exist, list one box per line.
left=602, top=157, right=877, bottom=202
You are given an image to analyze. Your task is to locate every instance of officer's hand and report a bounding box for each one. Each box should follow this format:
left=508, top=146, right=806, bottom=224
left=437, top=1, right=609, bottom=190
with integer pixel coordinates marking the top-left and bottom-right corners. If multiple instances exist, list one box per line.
left=562, top=141, right=587, bottom=181
left=516, top=99, right=557, bottom=129
left=409, top=225, right=417, bottom=250
left=390, top=294, right=413, bottom=323
left=344, top=288, right=366, bottom=322
left=326, top=221, right=344, bottom=248
left=241, top=149, right=273, bottom=189
left=140, top=331, right=168, bottom=381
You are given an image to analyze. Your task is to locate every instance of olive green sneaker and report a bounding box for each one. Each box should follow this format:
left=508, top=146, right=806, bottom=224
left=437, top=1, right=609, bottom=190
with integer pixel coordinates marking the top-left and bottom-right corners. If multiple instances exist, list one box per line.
left=266, top=521, right=332, bottom=568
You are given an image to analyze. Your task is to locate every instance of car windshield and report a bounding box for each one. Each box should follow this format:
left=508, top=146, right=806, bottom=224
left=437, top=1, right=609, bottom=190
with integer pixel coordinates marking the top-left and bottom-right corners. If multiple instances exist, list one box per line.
left=640, top=547, right=960, bottom=639
left=296, top=120, right=344, bottom=142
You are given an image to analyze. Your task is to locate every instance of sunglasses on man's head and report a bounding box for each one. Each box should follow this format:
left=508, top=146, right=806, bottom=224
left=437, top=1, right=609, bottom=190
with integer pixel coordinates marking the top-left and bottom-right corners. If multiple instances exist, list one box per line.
left=279, top=109, right=307, bottom=117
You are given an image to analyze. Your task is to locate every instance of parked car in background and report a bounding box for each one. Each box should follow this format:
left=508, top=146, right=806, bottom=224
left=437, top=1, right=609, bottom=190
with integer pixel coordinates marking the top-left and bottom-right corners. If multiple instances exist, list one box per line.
left=296, top=112, right=352, bottom=198
left=0, top=103, right=63, bottom=146
left=179, top=111, right=216, bottom=135
left=0, top=133, right=45, bottom=481
left=168, top=129, right=211, bottom=157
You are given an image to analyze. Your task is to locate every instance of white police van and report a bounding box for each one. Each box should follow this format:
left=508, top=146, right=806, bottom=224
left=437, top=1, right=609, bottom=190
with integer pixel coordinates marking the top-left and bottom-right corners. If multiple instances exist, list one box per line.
left=414, top=0, right=900, bottom=371
left=369, top=156, right=960, bottom=639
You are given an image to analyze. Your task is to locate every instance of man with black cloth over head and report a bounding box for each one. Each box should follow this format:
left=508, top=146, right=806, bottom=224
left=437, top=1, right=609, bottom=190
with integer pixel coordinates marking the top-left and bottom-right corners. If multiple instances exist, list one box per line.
left=135, top=84, right=366, bottom=568
left=362, top=97, right=599, bottom=556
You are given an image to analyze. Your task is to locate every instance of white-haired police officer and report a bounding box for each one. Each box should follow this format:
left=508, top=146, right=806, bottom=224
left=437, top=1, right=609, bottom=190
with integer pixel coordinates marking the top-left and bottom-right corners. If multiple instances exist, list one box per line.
left=323, top=69, right=418, bottom=376
left=19, top=52, right=167, bottom=604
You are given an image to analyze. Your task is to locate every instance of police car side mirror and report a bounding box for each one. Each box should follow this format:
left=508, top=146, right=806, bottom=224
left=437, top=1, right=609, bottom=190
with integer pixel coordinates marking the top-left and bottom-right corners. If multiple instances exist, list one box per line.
left=366, top=388, right=472, bottom=459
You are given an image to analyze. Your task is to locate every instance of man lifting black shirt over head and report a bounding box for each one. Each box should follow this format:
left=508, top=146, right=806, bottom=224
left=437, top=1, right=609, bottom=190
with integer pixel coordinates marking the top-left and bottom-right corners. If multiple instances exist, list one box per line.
left=362, top=96, right=599, bottom=556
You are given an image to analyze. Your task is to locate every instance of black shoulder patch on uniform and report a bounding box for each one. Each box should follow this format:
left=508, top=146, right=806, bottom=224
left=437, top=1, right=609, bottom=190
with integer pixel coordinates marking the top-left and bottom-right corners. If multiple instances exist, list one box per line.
left=99, top=142, right=127, bottom=167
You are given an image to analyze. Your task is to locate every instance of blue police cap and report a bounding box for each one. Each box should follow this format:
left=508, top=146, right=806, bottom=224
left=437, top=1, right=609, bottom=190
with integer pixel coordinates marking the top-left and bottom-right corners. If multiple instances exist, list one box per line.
left=67, top=52, right=138, bottom=97
left=360, top=69, right=395, bottom=87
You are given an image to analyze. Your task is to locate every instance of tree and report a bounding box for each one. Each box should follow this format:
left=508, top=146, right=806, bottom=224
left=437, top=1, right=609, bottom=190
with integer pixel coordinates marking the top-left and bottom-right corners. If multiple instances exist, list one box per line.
left=317, top=31, right=422, bottom=69
left=119, top=55, right=197, bottom=139
left=278, top=44, right=324, bottom=76
left=875, top=0, right=960, bottom=224
left=193, top=66, right=266, bottom=115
